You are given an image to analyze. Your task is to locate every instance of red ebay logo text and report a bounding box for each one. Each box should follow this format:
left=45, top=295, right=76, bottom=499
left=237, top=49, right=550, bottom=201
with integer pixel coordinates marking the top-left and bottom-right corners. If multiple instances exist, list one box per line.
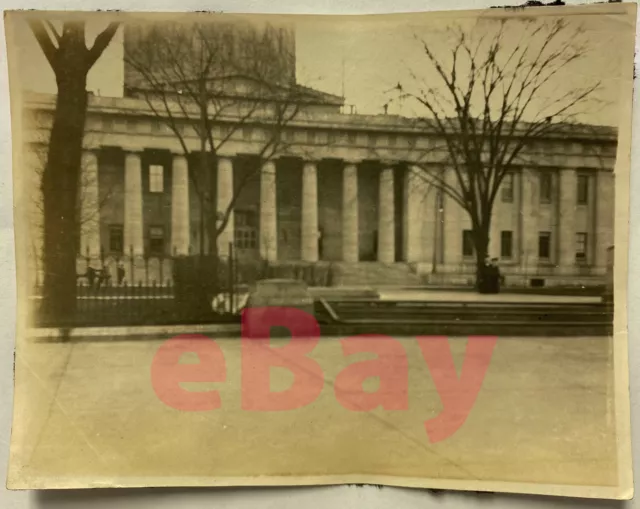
left=151, top=307, right=498, bottom=443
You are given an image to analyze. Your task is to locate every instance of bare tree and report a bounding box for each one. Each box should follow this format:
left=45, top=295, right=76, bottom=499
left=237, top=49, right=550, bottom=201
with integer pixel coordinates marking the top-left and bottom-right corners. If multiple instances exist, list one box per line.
left=123, top=20, right=306, bottom=260
left=28, top=131, right=116, bottom=275
left=28, top=17, right=119, bottom=319
left=395, top=18, right=600, bottom=291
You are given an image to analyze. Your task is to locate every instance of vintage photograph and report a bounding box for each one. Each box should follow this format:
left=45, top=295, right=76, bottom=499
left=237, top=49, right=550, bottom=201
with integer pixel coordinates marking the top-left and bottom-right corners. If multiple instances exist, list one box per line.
left=4, top=3, right=635, bottom=498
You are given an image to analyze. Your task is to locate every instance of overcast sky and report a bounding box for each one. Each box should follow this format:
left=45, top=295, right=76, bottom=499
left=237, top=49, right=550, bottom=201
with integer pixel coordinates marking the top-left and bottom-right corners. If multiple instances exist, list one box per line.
left=8, top=5, right=635, bottom=126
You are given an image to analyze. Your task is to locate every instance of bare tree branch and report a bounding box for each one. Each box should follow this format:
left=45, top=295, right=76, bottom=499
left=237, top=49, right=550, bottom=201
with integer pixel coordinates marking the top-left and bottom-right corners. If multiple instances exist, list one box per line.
left=397, top=18, right=600, bottom=284
left=86, top=22, right=119, bottom=68
left=27, top=20, right=58, bottom=69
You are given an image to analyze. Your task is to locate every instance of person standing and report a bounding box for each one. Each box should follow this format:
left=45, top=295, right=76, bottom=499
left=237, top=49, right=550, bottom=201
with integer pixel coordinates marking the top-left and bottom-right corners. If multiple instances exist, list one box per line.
left=117, top=260, right=126, bottom=286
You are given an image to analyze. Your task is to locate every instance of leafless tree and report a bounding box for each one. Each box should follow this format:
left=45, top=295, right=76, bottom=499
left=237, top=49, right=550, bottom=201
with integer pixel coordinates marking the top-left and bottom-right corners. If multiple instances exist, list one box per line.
left=395, top=18, right=601, bottom=291
left=28, top=16, right=119, bottom=319
left=28, top=130, right=116, bottom=275
left=123, top=20, right=306, bottom=259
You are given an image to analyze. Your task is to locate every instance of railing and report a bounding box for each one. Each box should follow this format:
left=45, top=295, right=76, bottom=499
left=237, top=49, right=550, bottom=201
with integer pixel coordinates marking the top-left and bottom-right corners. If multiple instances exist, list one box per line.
left=31, top=242, right=336, bottom=328
left=32, top=280, right=177, bottom=328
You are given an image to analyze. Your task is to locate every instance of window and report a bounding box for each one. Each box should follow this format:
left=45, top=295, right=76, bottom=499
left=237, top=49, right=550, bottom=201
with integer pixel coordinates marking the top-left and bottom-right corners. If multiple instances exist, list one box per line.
left=577, top=174, right=589, bottom=205
left=368, top=134, right=378, bottom=147
left=500, top=231, right=513, bottom=259
left=242, top=127, right=253, bottom=140
left=462, top=230, right=474, bottom=257
left=306, top=131, right=316, bottom=144
left=327, top=131, right=337, bottom=145
left=149, top=165, right=164, bottom=193
left=284, top=129, right=295, bottom=142
left=538, top=231, right=551, bottom=260
left=539, top=173, right=552, bottom=204
left=102, top=117, right=113, bottom=131
left=109, top=225, right=124, bottom=254
left=235, top=210, right=256, bottom=228
left=235, top=210, right=258, bottom=249
left=388, top=134, right=397, bottom=147
left=347, top=132, right=357, bottom=145
left=150, top=120, right=161, bottom=133
left=148, top=226, right=165, bottom=256
left=576, top=232, right=588, bottom=262
left=501, top=173, right=514, bottom=202
left=126, top=119, right=137, bottom=132
left=235, top=229, right=258, bottom=249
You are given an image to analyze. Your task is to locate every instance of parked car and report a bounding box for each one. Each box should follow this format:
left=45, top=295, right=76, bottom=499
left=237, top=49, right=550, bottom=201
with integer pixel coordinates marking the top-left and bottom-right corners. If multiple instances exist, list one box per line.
left=242, top=279, right=316, bottom=338
left=211, top=291, right=249, bottom=315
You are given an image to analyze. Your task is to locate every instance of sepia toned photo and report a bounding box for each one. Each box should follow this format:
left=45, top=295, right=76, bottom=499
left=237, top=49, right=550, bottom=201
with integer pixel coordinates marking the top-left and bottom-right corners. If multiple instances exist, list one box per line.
left=3, top=3, right=635, bottom=498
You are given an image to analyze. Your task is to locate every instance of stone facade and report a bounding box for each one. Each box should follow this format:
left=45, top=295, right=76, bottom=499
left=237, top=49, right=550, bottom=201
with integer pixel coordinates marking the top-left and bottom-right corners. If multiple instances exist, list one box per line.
left=21, top=90, right=616, bottom=288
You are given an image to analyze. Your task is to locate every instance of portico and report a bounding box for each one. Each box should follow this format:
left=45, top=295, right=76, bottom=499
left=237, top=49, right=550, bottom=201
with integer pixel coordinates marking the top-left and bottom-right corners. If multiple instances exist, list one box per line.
left=23, top=91, right=617, bottom=288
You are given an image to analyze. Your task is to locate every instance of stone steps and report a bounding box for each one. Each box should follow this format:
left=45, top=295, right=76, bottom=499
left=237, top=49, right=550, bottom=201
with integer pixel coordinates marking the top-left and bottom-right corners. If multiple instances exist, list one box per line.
left=332, top=262, right=425, bottom=287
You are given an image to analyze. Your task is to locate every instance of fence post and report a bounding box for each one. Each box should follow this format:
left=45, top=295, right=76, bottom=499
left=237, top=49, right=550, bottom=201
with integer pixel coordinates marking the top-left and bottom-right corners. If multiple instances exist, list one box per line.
left=129, top=245, right=134, bottom=286
left=144, top=252, right=149, bottom=287
left=228, top=242, right=233, bottom=314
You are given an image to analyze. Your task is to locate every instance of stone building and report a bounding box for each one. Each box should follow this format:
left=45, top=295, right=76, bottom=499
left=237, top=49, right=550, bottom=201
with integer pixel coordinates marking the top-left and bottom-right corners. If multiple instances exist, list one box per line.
left=20, top=23, right=617, bottom=289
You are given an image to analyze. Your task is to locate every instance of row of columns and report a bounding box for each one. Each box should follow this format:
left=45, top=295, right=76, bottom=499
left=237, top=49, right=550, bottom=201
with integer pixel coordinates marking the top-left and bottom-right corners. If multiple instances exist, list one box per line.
left=78, top=151, right=610, bottom=270
left=79, top=151, right=411, bottom=264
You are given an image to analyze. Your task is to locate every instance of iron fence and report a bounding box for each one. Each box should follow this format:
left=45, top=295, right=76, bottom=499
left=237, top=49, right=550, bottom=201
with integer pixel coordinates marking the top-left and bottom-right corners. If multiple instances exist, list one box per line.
left=31, top=242, right=336, bottom=328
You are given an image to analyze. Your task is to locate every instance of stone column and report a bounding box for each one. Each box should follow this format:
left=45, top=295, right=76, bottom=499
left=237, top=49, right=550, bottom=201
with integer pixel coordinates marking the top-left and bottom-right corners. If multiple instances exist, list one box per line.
left=520, top=168, right=538, bottom=269
left=403, top=166, right=426, bottom=262
left=378, top=166, right=395, bottom=263
left=79, top=150, right=101, bottom=258
left=594, top=170, right=614, bottom=271
left=342, top=162, right=359, bottom=262
left=260, top=159, right=277, bottom=262
left=557, top=168, right=577, bottom=271
left=171, top=154, right=190, bottom=256
left=301, top=160, right=319, bottom=262
left=216, top=156, right=235, bottom=257
left=124, top=152, right=144, bottom=257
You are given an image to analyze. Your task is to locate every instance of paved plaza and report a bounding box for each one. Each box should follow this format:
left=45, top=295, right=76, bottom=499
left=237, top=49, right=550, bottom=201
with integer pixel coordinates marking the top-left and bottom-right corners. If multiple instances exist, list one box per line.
left=9, top=334, right=616, bottom=489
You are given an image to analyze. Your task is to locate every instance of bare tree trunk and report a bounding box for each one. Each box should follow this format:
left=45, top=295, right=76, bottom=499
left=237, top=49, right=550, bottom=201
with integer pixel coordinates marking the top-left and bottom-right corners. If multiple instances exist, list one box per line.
left=199, top=79, right=208, bottom=258
left=473, top=222, right=491, bottom=293
left=41, top=66, right=88, bottom=321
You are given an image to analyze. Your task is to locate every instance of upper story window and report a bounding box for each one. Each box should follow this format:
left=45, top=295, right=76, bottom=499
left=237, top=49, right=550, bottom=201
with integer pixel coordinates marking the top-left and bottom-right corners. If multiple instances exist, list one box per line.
left=149, top=165, right=164, bottom=193
left=347, top=132, right=357, bottom=145
left=577, top=174, right=589, bottom=205
left=102, top=117, right=114, bottom=131
left=306, top=131, right=316, bottom=144
left=501, top=172, right=514, bottom=203
left=284, top=129, right=295, bottom=142
left=539, top=172, right=552, bottom=204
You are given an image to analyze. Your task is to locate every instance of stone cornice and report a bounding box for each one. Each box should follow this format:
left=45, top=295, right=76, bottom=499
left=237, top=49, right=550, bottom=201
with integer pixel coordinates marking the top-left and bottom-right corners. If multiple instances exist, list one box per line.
left=20, top=90, right=618, bottom=143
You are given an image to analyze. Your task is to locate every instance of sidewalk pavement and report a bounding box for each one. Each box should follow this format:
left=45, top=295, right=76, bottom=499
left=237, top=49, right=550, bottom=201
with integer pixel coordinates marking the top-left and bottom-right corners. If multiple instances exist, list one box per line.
left=308, top=286, right=602, bottom=304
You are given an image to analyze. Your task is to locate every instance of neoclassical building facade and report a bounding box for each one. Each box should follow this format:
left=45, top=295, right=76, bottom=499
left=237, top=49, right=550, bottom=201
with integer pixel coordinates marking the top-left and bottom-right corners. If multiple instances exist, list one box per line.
left=19, top=23, right=617, bottom=289
left=21, top=89, right=616, bottom=288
